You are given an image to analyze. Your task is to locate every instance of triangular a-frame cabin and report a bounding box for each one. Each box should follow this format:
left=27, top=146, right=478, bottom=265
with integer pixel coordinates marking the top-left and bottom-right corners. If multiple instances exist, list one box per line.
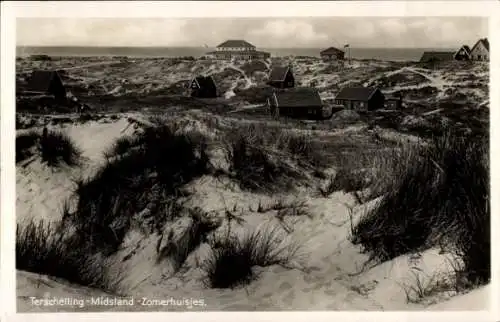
left=267, top=65, right=295, bottom=89
left=190, top=76, right=218, bottom=98
left=26, top=70, right=67, bottom=100
left=453, top=45, right=471, bottom=61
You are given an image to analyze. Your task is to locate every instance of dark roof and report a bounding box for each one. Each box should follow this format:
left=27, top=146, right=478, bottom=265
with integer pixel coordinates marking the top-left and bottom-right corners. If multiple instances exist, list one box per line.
left=335, top=87, right=380, bottom=101
left=206, top=50, right=270, bottom=56
left=453, top=45, right=471, bottom=59
left=419, top=51, right=455, bottom=62
left=471, top=38, right=489, bottom=52
left=273, top=87, right=323, bottom=108
left=27, top=70, right=62, bottom=92
left=216, top=40, right=256, bottom=48
left=192, top=76, right=217, bottom=89
left=269, top=66, right=291, bottom=82
left=320, top=47, right=344, bottom=55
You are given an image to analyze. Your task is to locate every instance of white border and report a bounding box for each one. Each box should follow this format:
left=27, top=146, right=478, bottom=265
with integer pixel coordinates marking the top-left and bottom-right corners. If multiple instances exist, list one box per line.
left=1, top=1, right=499, bottom=322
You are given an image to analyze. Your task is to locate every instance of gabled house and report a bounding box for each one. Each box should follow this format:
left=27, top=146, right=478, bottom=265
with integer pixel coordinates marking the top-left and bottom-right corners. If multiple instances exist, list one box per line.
left=469, top=38, right=489, bottom=61
left=26, top=70, right=67, bottom=100
left=453, top=45, right=471, bottom=61
left=320, top=47, right=345, bottom=61
left=267, top=65, right=295, bottom=89
left=419, top=51, right=455, bottom=63
left=334, top=86, right=385, bottom=111
left=267, top=87, right=324, bottom=119
left=190, top=76, right=218, bottom=98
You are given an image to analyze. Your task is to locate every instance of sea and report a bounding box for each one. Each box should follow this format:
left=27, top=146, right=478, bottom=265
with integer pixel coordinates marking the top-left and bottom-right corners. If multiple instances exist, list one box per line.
left=16, top=46, right=456, bottom=62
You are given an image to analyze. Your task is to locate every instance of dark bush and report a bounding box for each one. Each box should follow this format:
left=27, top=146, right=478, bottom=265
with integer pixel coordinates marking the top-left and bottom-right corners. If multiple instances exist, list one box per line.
left=16, top=129, right=81, bottom=167
left=351, top=131, right=489, bottom=286
left=70, top=123, right=211, bottom=254
left=40, top=130, right=82, bottom=167
left=16, top=219, right=121, bottom=293
left=16, top=131, right=40, bottom=163
left=203, top=225, right=298, bottom=289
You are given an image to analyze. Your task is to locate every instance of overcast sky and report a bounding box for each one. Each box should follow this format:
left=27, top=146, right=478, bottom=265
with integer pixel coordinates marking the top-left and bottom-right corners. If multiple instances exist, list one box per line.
left=17, top=17, right=488, bottom=48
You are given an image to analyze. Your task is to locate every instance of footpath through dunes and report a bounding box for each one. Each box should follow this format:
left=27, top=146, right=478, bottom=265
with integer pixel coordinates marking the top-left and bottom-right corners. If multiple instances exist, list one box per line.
left=15, top=112, right=489, bottom=312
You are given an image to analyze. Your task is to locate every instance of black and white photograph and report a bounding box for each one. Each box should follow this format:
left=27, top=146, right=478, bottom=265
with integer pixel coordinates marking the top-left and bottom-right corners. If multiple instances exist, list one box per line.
left=4, top=1, right=494, bottom=316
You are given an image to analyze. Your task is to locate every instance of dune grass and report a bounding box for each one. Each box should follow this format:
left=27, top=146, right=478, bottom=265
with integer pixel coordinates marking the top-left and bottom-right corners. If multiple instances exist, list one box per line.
left=203, top=225, right=299, bottom=289
left=69, top=121, right=211, bottom=254
left=351, top=130, right=489, bottom=286
left=16, top=219, right=122, bottom=293
left=224, top=123, right=325, bottom=192
left=16, top=129, right=81, bottom=166
left=16, top=130, right=40, bottom=163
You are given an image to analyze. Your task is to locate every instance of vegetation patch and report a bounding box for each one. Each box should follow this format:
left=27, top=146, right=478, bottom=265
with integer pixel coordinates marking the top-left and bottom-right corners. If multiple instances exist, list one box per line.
left=16, top=219, right=122, bottom=293
left=203, top=225, right=299, bottom=289
left=352, top=130, right=489, bottom=286
left=68, top=120, right=211, bottom=254
left=16, top=129, right=82, bottom=167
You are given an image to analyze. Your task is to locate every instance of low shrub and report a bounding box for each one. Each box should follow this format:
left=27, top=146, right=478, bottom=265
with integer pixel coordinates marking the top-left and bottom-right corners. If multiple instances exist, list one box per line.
left=16, top=129, right=81, bottom=166
left=351, top=130, right=489, bottom=286
left=16, top=219, right=121, bottom=293
left=70, top=122, right=211, bottom=254
left=203, top=225, right=299, bottom=289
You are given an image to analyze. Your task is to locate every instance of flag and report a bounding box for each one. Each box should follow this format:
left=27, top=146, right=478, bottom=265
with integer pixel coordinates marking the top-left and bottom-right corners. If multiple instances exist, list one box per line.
left=344, top=44, right=350, bottom=48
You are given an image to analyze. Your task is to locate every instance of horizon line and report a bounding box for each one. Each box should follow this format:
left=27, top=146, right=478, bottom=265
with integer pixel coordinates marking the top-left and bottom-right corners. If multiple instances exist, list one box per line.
left=16, top=45, right=459, bottom=49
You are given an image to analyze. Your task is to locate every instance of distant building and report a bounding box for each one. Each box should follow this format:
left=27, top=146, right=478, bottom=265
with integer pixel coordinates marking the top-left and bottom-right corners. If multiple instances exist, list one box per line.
left=267, top=87, right=323, bottom=119
left=320, top=47, right=345, bottom=61
left=453, top=45, right=472, bottom=61
left=419, top=51, right=455, bottom=63
left=205, top=40, right=271, bottom=60
left=334, top=87, right=385, bottom=111
left=26, top=70, right=67, bottom=100
left=469, top=38, right=489, bottom=61
left=190, top=76, right=218, bottom=98
left=267, top=65, right=295, bottom=89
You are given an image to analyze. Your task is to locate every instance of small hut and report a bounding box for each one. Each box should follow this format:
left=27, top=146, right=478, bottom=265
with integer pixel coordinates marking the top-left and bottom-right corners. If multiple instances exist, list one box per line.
left=335, top=87, right=385, bottom=111
left=267, top=65, right=295, bottom=89
left=453, top=45, right=471, bottom=61
left=267, top=87, right=323, bottom=119
left=26, top=70, right=67, bottom=100
left=190, top=76, right=217, bottom=98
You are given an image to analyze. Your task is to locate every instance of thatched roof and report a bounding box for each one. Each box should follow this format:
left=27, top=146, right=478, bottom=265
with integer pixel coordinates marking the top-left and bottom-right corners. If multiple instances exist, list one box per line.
left=471, top=38, right=489, bottom=52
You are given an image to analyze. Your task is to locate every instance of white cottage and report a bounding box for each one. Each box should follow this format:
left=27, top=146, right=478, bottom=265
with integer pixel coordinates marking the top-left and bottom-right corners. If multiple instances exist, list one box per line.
left=469, top=38, right=489, bottom=61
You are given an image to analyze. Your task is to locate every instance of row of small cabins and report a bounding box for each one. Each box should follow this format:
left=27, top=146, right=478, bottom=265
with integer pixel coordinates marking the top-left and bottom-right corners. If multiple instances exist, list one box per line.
left=23, top=66, right=401, bottom=119
left=191, top=65, right=403, bottom=119
left=420, top=38, right=489, bottom=63
left=206, top=38, right=490, bottom=63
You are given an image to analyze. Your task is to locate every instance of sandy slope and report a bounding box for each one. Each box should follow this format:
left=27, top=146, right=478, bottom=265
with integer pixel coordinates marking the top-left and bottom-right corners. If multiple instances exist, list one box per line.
left=16, top=116, right=488, bottom=312
left=15, top=57, right=489, bottom=312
